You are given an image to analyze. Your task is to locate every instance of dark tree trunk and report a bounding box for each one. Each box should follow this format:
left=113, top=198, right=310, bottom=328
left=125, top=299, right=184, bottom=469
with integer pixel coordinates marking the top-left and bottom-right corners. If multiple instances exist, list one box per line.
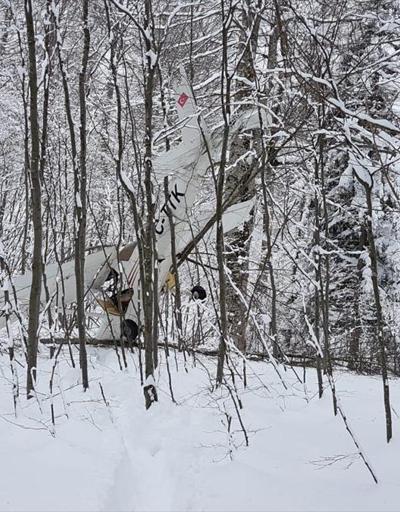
left=224, top=0, right=261, bottom=353
left=142, top=0, right=158, bottom=408
left=74, top=0, right=90, bottom=390
left=25, top=0, right=43, bottom=398
left=104, top=0, right=154, bottom=406
left=164, top=177, right=183, bottom=350
left=216, top=0, right=233, bottom=386
left=364, top=185, right=392, bottom=442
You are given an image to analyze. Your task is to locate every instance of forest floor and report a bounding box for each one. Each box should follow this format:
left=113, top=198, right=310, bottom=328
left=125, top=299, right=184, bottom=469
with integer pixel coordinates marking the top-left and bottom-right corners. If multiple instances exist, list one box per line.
left=0, top=345, right=399, bottom=511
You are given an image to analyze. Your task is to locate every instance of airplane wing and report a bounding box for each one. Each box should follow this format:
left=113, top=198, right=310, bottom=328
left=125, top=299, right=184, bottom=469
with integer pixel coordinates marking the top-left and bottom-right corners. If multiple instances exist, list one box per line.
left=156, top=198, right=255, bottom=260
left=221, top=199, right=255, bottom=234
left=0, top=247, right=116, bottom=329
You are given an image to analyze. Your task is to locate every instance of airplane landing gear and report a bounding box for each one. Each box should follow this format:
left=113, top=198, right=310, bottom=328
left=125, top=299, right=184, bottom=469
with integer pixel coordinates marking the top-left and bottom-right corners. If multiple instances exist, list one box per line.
left=191, top=285, right=207, bottom=301
left=122, top=319, right=139, bottom=341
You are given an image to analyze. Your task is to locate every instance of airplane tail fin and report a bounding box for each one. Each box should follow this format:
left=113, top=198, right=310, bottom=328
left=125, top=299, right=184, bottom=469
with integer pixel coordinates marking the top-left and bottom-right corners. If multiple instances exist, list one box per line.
left=153, top=66, right=210, bottom=180
left=173, top=65, right=199, bottom=146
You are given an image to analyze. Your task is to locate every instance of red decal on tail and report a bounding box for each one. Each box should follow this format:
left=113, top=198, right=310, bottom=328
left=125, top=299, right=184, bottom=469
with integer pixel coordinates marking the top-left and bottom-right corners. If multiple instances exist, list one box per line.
left=178, top=92, right=189, bottom=107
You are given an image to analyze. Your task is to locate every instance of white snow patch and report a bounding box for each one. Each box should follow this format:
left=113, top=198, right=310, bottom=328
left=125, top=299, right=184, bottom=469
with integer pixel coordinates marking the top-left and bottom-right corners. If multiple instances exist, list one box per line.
left=0, top=348, right=398, bottom=511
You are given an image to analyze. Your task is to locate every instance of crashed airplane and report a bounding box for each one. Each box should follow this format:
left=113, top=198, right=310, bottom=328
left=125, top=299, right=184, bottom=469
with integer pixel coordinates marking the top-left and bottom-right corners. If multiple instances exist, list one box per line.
left=0, top=68, right=253, bottom=341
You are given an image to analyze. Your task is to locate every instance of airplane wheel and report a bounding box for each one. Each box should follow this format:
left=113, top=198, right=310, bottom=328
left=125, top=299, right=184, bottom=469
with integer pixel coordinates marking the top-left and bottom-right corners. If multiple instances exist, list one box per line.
left=122, top=319, right=139, bottom=341
left=191, top=285, right=207, bottom=301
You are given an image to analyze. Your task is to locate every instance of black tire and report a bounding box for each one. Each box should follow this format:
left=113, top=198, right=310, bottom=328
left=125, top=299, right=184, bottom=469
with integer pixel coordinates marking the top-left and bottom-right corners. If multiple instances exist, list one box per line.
left=122, top=319, right=139, bottom=341
left=191, top=285, right=207, bottom=301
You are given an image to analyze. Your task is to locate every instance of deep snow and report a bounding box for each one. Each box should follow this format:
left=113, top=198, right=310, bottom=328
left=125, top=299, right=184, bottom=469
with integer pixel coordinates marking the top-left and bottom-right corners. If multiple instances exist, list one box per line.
left=0, top=346, right=398, bottom=511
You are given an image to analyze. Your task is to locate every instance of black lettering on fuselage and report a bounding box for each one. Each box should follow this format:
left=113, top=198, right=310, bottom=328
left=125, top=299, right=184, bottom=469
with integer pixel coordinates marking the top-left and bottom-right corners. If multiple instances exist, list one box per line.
left=155, top=217, right=165, bottom=235
left=170, top=183, right=185, bottom=204
left=160, top=203, right=169, bottom=216
left=155, top=183, right=185, bottom=237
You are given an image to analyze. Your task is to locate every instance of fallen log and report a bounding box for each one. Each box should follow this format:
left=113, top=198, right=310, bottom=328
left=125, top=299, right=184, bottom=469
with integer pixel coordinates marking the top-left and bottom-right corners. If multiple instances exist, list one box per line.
left=38, top=339, right=400, bottom=376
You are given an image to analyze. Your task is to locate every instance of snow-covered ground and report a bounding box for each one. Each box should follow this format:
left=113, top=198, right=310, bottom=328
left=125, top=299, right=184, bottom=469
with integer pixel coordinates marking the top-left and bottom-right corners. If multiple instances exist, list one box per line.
left=0, top=346, right=398, bottom=511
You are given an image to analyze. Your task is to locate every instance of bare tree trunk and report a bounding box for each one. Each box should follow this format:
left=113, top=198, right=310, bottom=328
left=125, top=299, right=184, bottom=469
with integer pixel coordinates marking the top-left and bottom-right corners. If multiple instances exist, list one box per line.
left=224, top=0, right=261, bottom=353
left=164, top=177, right=183, bottom=350
left=318, top=124, right=337, bottom=415
left=216, top=0, right=233, bottom=386
left=75, top=0, right=90, bottom=390
left=105, top=0, right=155, bottom=405
left=259, top=8, right=284, bottom=359
left=25, top=0, right=43, bottom=398
left=39, top=0, right=54, bottom=181
left=312, top=185, right=324, bottom=400
left=260, top=164, right=280, bottom=357
left=10, top=3, right=30, bottom=274
left=142, top=0, right=158, bottom=408
left=363, top=184, right=392, bottom=442
left=40, top=0, right=55, bottom=336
